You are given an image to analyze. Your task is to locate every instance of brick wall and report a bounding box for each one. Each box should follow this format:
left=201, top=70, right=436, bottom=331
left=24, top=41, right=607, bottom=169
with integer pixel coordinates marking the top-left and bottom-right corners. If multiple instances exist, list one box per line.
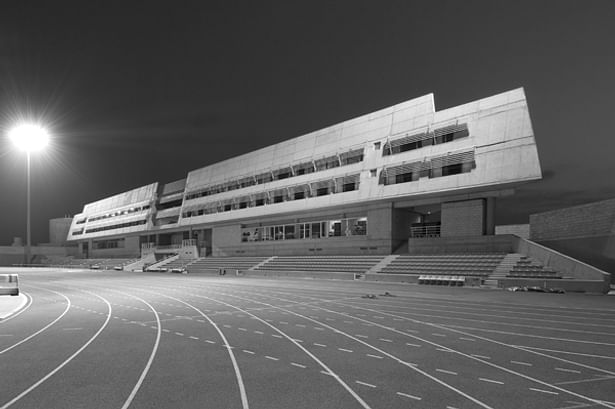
left=441, top=199, right=485, bottom=237
left=530, top=198, right=615, bottom=241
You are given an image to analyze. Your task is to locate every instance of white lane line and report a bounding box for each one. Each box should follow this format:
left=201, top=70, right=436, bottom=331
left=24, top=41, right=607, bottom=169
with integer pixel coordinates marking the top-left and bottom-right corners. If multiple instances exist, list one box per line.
left=378, top=338, right=392, bottom=343
left=432, top=333, right=446, bottom=337
left=0, top=289, right=71, bottom=355
left=406, top=342, right=421, bottom=347
left=397, top=392, right=422, bottom=400
left=162, top=329, right=170, bottom=333
left=296, top=324, right=306, bottom=328
left=436, top=348, right=453, bottom=353
left=223, top=324, right=231, bottom=328
left=181, top=292, right=373, bottom=409
left=511, top=360, right=532, bottom=366
left=238, top=328, right=247, bottom=331
left=254, top=330, right=263, bottom=335
left=555, top=376, right=615, bottom=386
left=314, top=327, right=324, bottom=331
left=242, top=350, right=255, bottom=355
left=556, top=368, right=582, bottom=374
left=366, top=354, right=383, bottom=359
left=0, top=291, right=32, bottom=323
left=479, top=378, right=504, bottom=385
left=291, top=362, right=306, bottom=368
left=514, top=345, right=615, bottom=360
left=279, top=321, right=288, bottom=325
left=293, top=339, right=304, bottom=343
left=189, top=336, right=199, bottom=340
left=314, top=343, right=327, bottom=347
left=205, top=291, right=491, bottom=409
left=272, top=334, right=282, bottom=338
left=147, top=292, right=250, bottom=409
left=119, top=293, right=162, bottom=409
left=355, top=334, right=368, bottom=338
left=338, top=348, right=353, bottom=353
left=205, top=340, right=216, bottom=344
left=0, top=289, right=113, bottom=409
left=355, top=381, right=377, bottom=388
left=460, top=337, right=476, bottom=341
left=529, top=388, right=559, bottom=395
left=175, top=332, right=184, bottom=336
left=321, top=300, right=615, bottom=408
left=471, top=354, right=491, bottom=360
left=436, top=369, right=458, bottom=375
left=265, top=356, right=279, bottom=361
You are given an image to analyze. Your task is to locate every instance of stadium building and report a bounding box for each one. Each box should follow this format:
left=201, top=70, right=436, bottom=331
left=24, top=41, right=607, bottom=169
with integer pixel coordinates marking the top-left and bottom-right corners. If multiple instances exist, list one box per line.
left=67, top=88, right=542, bottom=259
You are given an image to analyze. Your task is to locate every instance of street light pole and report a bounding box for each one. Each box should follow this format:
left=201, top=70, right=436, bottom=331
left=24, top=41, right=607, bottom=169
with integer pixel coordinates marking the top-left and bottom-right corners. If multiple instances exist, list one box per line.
left=26, top=151, right=31, bottom=265
left=8, top=123, right=49, bottom=266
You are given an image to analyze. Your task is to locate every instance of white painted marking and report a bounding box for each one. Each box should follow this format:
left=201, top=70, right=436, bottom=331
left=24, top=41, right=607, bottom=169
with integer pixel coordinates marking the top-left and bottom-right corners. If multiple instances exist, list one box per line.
left=314, top=327, right=324, bottom=331
left=205, top=340, right=216, bottom=344
left=279, top=321, right=288, bottom=325
left=0, top=289, right=113, bottom=409
left=529, top=388, right=559, bottom=395
left=254, top=330, right=263, bottom=335
left=175, top=332, right=184, bottom=336
left=271, top=334, right=282, bottom=338
left=460, top=337, right=476, bottom=341
left=397, top=392, right=422, bottom=400
left=162, top=329, right=170, bottom=333
left=265, top=356, right=279, bottom=361
left=471, top=354, right=491, bottom=360
left=511, top=360, right=532, bottom=366
left=379, top=338, right=392, bottom=343
left=555, top=368, right=582, bottom=374
left=242, top=350, right=255, bottom=355
left=223, top=324, right=231, bottom=328
left=296, top=324, right=306, bottom=328
left=436, top=348, right=453, bottom=353
left=314, top=343, right=327, bottom=347
left=355, top=381, right=377, bottom=388
left=189, top=336, right=199, bottom=340
left=338, top=348, right=353, bottom=353
left=291, top=362, right=306, bottom=368
left=293, top=339, right=304, bottom=343
left=432, top=333, right=446, bottom=337
left=406, top=342, right=421, bottom=347
left=436, top=369, right=458, bottom=375
left=479, top=378, right=504, bottom=385
left=355, top=334, right=368, bottom=338
left=238, top=328, right=247, bottom=331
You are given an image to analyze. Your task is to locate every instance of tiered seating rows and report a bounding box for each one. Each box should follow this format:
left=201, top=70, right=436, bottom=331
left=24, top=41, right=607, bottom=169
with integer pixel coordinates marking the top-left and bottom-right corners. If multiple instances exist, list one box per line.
left=380, top=254, right=506, bottom=277
left=189, top=257, right=269, bottom=272
left=256, top=256, right=384, bottom=273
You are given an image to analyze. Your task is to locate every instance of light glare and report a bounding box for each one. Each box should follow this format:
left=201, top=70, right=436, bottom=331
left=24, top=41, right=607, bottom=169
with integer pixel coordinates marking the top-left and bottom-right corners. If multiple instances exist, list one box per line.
left=9, top=124, right=50, bottom=152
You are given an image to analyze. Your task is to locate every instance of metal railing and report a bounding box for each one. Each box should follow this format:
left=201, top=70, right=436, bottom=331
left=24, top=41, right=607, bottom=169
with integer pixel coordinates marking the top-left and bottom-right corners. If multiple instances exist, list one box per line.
left=141, top=239, right=197, bottom=251
left=410, top=225, right=441, bottom=238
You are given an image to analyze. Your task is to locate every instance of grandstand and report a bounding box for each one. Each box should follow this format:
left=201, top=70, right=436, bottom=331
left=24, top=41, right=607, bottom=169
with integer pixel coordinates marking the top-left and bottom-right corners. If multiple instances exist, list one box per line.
left=53, top=88, right=609, bottom=292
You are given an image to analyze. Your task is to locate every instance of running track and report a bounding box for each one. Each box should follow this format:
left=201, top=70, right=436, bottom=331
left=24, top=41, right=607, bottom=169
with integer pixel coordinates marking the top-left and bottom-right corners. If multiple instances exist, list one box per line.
left=1, top=268, right=614, bottom=409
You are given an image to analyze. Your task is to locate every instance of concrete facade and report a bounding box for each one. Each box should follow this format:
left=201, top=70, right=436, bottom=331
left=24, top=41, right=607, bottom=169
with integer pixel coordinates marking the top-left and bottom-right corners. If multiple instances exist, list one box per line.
left=66, top=89, right=542, bottom=258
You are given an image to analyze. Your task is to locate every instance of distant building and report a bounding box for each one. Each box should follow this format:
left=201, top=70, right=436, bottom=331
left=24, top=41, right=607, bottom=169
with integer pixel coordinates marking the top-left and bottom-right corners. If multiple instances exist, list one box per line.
left=530, top=198, right=615, bottom=274
left=49, top=217, right=73, bottom=246
left=66, top=88, right=542, bottom=259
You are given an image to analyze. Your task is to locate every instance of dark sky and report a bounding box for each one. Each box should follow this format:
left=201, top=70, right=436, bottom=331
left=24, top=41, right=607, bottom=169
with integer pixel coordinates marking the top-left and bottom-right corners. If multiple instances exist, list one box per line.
left=1, top=1, right=614, bottom=245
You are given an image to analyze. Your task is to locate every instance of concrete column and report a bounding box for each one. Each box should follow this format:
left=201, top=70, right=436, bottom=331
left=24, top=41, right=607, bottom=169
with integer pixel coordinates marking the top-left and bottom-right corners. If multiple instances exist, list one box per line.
left=485, top=197, right=496, bottom=235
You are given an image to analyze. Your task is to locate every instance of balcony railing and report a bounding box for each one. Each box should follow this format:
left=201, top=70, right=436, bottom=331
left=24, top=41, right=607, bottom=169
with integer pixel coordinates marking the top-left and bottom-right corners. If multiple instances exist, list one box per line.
left=410, top=225, right=441, bottom=238
left=141, top=239, right=197, bottom=251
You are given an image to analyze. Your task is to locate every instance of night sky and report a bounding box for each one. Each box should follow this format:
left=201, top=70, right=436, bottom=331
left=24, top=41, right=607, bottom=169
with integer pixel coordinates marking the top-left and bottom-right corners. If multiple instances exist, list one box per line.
left=1, top=1, right=614, bottom=245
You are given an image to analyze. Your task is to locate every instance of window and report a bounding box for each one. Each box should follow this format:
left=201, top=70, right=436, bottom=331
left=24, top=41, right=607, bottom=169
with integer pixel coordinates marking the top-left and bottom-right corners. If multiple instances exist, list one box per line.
left=255, top=198, right=265, bottom=206
left=441, top=163, right=463, bottom=176
left=316, top=187, right=329, bottom=196
left=370, top=169, right=377, bottom=177
left=374, top=142, right=381, bottom=150
left=342, top=182, right=356, bottom=192
left=273, top=195, right=284, bottom=203
left=294, top=191, right=305, bottom=200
